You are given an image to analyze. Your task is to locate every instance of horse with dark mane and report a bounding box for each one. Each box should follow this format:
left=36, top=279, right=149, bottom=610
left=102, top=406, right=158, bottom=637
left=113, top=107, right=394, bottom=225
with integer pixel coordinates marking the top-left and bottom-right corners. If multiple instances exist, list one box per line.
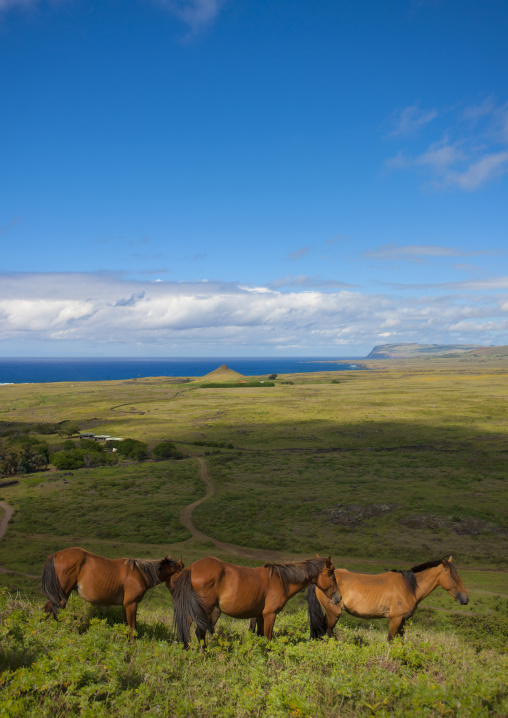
left=41, top=547, right=183, bottom=638
left=170, top=555, right=341, bottom=647
left=307, top=556, right=468, bottom=642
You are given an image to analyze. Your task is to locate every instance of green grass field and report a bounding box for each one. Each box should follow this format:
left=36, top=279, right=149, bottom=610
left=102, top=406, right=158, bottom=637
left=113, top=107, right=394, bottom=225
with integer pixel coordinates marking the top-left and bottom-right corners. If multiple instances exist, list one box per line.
left=0, top=358, right=507, bottom=716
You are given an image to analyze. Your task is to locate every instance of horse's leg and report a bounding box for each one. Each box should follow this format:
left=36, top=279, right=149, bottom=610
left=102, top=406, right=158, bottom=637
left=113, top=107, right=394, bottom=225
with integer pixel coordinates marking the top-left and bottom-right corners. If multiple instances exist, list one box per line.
left=210, top=607, right=221, bottom=630
left=195, top=624, right=208, bottom=646
left=262, top=612, right=277, bottom=640
left=123, top=602, right=138, bottom=641
left=256, top=616, right=265, bottom=636
left=388, top=616, right=405, bottom=642
left=326, top=604, right=341, bottom=638
left=396, top=618, right=406, bottom=638
left=249, top=616, right=264, bottom=635
left=195, top=606, right=215, bottom=647
left=43, top=600, right=58, bottom=620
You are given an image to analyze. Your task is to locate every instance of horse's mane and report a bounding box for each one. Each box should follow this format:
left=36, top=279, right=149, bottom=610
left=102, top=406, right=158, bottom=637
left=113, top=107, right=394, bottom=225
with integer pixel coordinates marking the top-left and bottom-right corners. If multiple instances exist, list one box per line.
left=263, top=557, right=329, bottom=595
left=390, top=569, right=418, bottom=596
left=410, top=557, right=459, bottom=581
left=390, top=557, right=458, bottom=596
left=125, top=557, right=173, bottom=588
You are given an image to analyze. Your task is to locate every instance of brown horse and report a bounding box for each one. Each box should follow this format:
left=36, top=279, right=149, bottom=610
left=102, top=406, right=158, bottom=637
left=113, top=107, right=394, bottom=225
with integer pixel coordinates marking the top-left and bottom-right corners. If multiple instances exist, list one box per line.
left=41, top=547, right=183, bottom=637
left=170, top=555, right=341, bottom=647
left=307, top=556, right=469, bottom=642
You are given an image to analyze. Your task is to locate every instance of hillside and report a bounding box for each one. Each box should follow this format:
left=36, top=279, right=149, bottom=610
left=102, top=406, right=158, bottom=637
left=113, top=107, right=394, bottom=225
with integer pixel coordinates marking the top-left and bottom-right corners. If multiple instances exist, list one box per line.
left=366, top=343, right=484, bottom=359
left=193, top=364, right=246, bottom=383
left=1, top=363, right=508, bottom=715
left=462, top=345, right=508, bottom=358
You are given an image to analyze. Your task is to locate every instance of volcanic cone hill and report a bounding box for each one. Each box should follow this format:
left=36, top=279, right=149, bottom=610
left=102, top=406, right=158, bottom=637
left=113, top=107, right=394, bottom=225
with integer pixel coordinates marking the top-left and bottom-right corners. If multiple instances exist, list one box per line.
left=194, top=364, right=246, bottom=383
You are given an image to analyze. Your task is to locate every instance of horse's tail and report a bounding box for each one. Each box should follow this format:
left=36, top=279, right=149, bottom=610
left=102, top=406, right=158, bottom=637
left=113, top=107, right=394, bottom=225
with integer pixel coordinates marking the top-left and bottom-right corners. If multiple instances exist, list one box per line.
left=41, top=556, right=67, bottom=617
left=171, top=569, right=213, bottom=646
left=306, top=584, right=328, bottom=639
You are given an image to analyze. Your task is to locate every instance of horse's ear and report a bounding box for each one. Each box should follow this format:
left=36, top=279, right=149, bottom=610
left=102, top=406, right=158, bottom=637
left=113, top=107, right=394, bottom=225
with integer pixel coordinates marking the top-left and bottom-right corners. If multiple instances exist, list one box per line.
left=316, top=553, right=320, bottom=558
left=326, top=556, right=332, bottom=567
left=165, top=554, right=172, bottom=561
left=448, top=555, right=453, bottom=562
left=177, top=557, right=184, bottom=569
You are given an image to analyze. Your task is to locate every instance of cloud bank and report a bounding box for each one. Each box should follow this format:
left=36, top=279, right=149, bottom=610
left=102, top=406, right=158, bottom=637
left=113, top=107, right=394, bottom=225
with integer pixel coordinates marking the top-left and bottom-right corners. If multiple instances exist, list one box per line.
left=1, top=273, right=507, bottom=353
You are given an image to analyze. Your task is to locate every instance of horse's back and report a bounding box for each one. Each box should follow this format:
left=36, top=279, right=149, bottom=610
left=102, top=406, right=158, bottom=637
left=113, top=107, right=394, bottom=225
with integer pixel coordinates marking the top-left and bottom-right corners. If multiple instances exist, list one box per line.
left=336, top=569, right=410, bottom=618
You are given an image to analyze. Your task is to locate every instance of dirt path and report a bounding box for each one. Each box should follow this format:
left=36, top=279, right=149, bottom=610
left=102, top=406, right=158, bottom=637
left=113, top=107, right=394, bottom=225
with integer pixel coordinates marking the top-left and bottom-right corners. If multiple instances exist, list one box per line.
left=0, top=501, right=39, bottom=579
left=0, top=501, right=13, bottom=541
left=178, top=459, right=508, bottom=575
left=179, top=458, right=286, bottom=561
left=0, top=463, right=507, bottom=580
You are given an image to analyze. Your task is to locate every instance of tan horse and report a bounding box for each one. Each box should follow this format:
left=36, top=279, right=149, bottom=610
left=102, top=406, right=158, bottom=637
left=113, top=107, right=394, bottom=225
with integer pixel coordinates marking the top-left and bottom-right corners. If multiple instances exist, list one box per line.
left=307, top=556, right=469, bottom=642
left=170, top=555, right=341, bottom=647
left=41, top=547, right=183, bottom=637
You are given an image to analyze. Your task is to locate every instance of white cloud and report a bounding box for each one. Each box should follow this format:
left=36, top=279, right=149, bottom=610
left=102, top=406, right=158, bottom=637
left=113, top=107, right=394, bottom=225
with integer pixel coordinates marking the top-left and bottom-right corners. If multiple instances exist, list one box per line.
left=153, top=0, right=227, bottom=32
left=443, top=151, right=508, bottom=190
left=287, top=247, right=311, bottom=261
left=364, top=243, right=491, bottom=262
left=386, top=98, right=508, bottom=191
left=268, top=275, right=356, bottom=290
left=389, top=104, right=438, bottom=137
left=1, top=272, right=508, bottom=351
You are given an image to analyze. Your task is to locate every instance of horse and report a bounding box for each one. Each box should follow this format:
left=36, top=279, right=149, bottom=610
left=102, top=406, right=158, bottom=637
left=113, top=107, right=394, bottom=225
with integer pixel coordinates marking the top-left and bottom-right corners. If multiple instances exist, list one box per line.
left=307, top=556, right=469, bottom=642
left=41, top=546, right=184, bottom=638
left=170, top=555, right=341, bottom=647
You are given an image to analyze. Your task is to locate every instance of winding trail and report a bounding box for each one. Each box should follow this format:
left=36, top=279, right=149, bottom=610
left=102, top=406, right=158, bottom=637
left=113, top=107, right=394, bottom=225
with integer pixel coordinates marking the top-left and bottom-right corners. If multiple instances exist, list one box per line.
left=178, top=459, right=508, bottom=585
left=0, top=501, right=39, bottom=579
left=179, top=458, right=285, bottom=561
left=1, top=460, right=507, bottom=591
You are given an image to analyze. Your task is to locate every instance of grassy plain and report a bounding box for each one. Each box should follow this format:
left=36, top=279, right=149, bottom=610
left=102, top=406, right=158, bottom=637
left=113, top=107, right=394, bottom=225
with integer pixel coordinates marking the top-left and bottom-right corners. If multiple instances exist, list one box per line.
left=0, top=356, right=507, bottom=716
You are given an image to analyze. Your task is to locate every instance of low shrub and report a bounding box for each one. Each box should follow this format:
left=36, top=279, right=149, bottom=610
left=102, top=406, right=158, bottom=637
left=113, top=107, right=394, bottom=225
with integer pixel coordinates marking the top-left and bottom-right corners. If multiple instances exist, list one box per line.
left=153, top=442, right=185, bottom=460
left=51, top=449, right=86, bottom=470
left=116, top=439, right=149, bottom=461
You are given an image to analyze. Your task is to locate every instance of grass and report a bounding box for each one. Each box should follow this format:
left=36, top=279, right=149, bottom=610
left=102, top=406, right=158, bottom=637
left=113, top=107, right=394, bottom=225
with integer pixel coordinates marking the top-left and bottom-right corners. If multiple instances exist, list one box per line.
left=1, top=357, right=508, bottom=715
left=1, top=589, right=507, bottom=717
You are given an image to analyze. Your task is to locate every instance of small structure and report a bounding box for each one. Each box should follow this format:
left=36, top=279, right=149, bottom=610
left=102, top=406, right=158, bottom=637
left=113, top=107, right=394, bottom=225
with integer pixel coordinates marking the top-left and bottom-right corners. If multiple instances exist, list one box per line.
left=93, top=435, right=111, bottom=442
left=79, top=433, right=95, bottom=439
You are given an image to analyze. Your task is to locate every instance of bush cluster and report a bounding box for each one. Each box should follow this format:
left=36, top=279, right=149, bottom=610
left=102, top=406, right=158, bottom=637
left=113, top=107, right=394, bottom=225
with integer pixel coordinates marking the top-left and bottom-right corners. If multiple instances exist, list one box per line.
left=0, top=441, right=49, bottom=476
left=192, top=440, right=234, bottom=449
left=152, top=442, right=185, bottom=460
left=114, top=438, right=149, bottom=461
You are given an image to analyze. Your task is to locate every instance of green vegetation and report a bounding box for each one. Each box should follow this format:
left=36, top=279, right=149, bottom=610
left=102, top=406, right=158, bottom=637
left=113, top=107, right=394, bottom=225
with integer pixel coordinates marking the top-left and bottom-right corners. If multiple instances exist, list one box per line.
left=1, top=357, right=507, bottom=715
left=0, top=590, right=507, bottom=717
left=152, top=441, right=185, bottom=460
left=200, top=381, right=275, bottom=388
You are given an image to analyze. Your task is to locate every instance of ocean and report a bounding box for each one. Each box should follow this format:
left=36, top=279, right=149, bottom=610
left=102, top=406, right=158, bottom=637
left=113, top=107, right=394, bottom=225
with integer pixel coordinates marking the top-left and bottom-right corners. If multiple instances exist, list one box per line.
left=0, top=357, right=365, bottom=384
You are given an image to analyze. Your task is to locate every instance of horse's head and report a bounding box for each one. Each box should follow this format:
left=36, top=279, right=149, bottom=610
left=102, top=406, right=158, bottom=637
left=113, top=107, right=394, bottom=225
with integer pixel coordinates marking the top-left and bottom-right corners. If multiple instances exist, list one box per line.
left=438, top=556, right=469, bottom=605
left=159, top=556, right=185, bottom=584
left=316, top=556, right=341, bottom=605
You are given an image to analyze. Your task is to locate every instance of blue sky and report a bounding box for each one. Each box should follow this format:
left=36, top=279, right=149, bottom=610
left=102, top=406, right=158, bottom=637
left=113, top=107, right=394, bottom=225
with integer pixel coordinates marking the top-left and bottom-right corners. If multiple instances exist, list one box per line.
left=1, top=0, right=507, bottom=357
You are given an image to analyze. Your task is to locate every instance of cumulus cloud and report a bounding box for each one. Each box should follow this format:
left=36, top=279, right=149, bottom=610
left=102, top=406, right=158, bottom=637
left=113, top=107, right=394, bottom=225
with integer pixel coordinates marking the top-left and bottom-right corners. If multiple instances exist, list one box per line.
left=1, top=272, right=507, bottom=351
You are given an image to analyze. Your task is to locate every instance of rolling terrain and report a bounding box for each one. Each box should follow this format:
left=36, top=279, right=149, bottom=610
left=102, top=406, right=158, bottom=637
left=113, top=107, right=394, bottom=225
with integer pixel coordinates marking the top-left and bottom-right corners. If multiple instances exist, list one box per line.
left=0, top=356, right=507, bottom=716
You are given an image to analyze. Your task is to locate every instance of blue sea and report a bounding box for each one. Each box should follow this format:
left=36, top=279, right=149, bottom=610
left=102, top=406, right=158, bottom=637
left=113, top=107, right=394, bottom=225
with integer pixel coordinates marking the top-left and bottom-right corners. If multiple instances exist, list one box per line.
left=0, top=357, right=365, bottom=384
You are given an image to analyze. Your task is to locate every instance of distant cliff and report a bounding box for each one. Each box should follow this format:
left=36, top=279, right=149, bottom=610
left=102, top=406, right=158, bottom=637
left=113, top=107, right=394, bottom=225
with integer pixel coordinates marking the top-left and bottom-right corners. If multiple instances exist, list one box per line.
left=366, top=343, right=484, bottom=359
